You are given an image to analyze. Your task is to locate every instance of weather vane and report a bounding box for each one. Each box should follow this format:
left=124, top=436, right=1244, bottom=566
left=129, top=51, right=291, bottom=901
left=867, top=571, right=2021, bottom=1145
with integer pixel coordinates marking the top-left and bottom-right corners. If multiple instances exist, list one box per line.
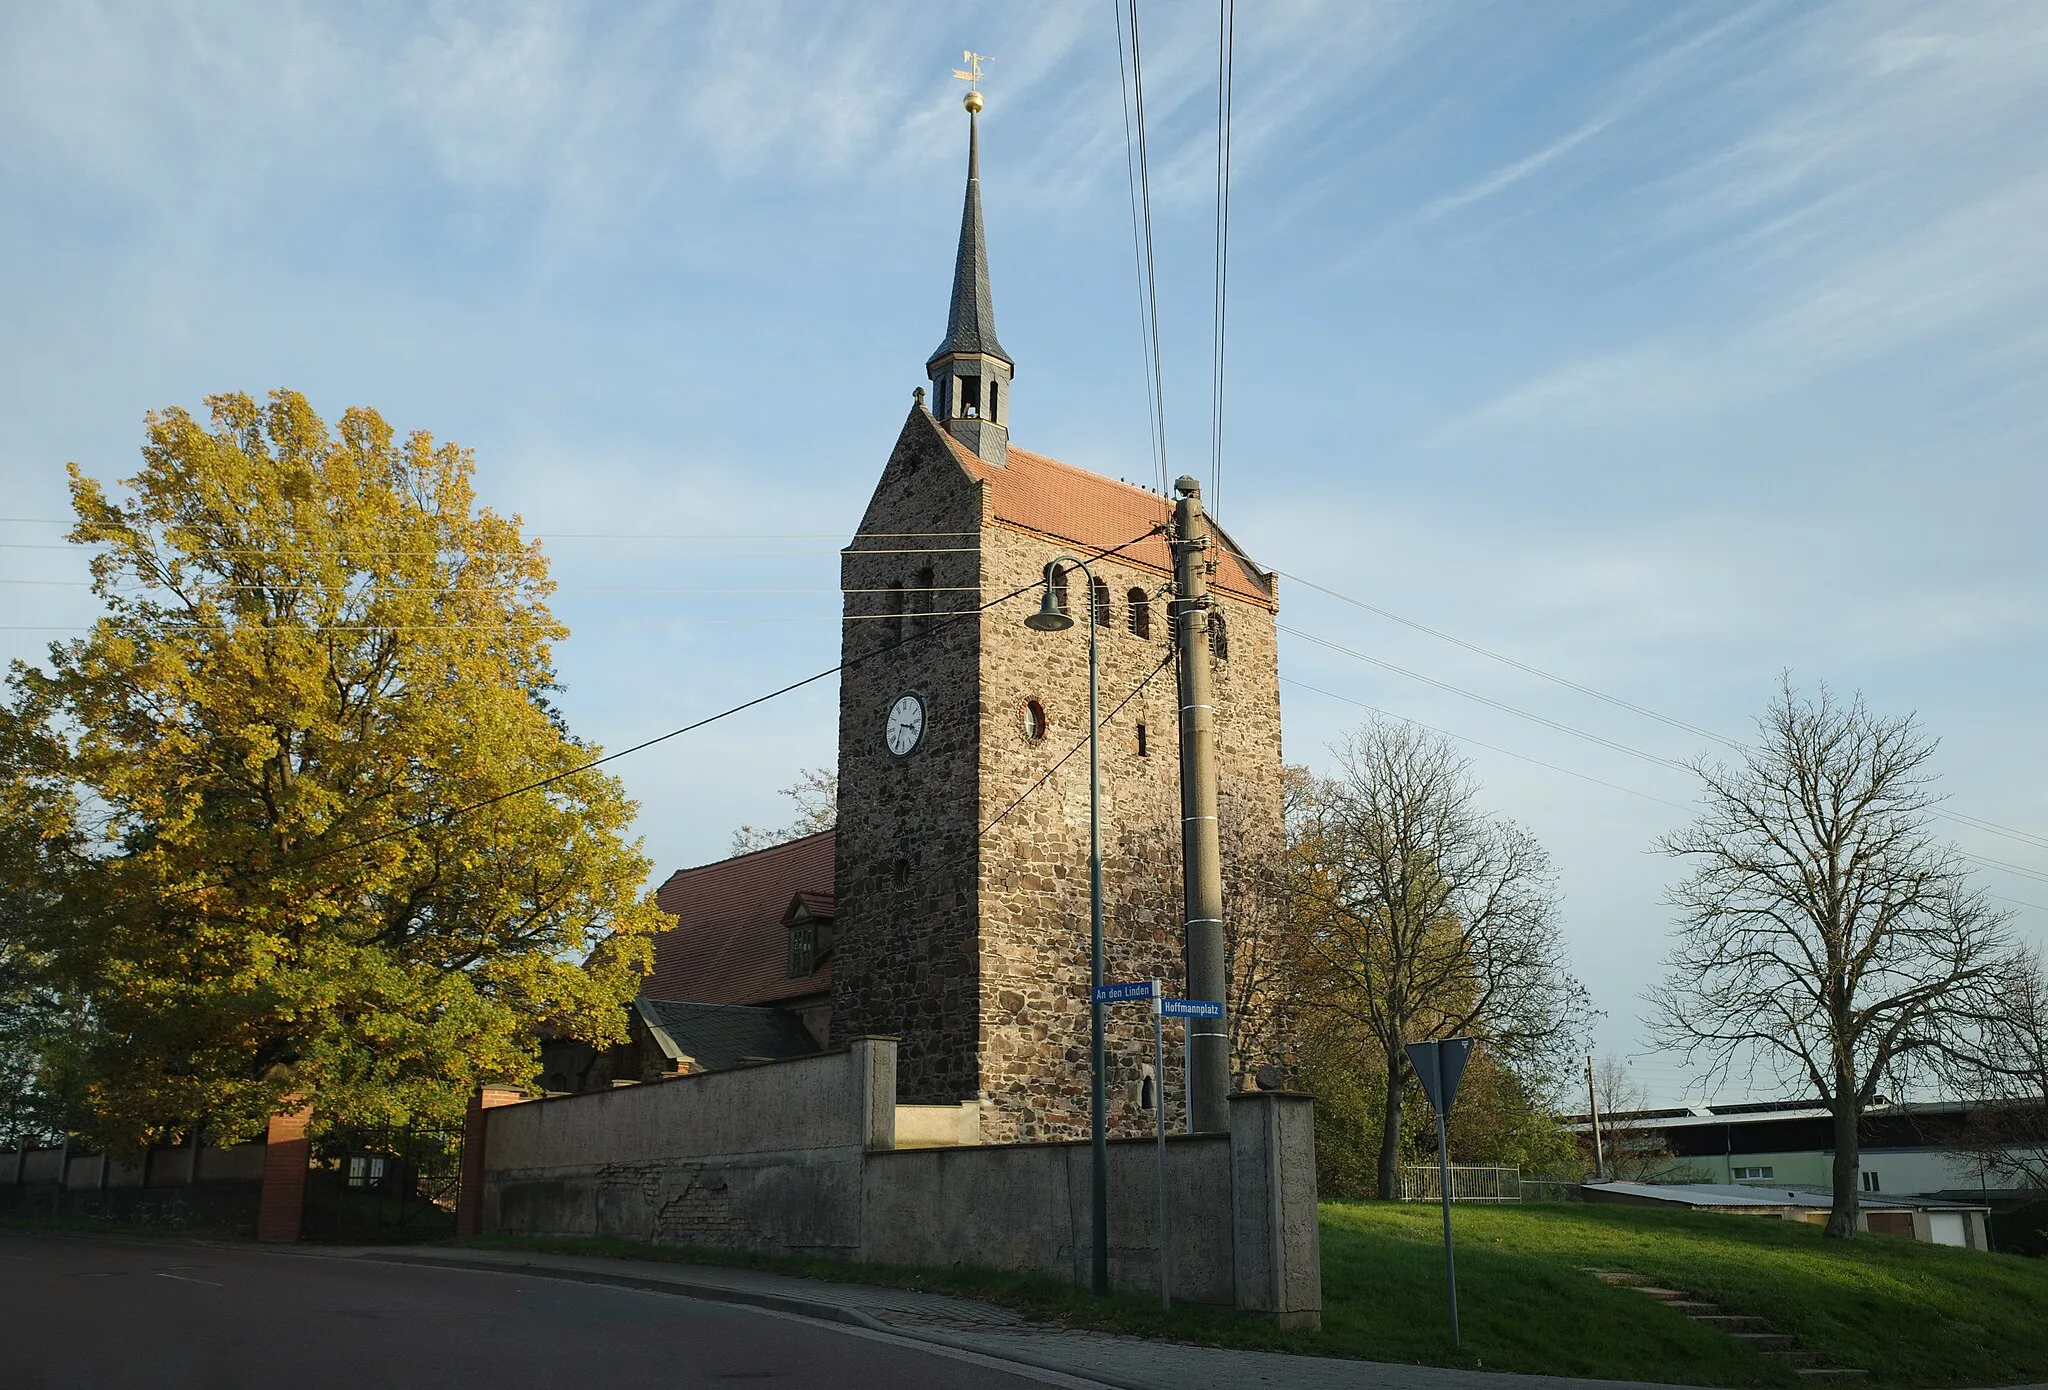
left=953, top=50, right=991, bottom=112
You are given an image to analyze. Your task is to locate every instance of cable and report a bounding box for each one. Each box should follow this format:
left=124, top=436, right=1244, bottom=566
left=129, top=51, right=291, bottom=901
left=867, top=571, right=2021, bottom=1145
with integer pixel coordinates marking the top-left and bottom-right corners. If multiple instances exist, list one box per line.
left=156, top=526, right=1165, bottom=897
left=980, top=650, right=1175, bottom=838
left=1281, top=676, right=1693, bottom=811
left=1275, top=567, right=1738, bottom=750
left=1115, top=0, right=1171, bottom=495
left=1281, top=623, right=1693, bottom=772
left=1208, top=0, right=1236, bottom=512
left=1279, top=567, right=2048, bottom=859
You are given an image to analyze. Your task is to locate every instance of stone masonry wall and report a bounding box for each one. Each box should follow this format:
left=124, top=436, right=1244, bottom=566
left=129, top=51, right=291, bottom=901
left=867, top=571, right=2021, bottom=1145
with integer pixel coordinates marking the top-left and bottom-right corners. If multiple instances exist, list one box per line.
left=975, top=516, right=1283, bottom=1142
left=831, top=409, right=989, bottom=1103
left=833, top=406, right=1285, bottom=1140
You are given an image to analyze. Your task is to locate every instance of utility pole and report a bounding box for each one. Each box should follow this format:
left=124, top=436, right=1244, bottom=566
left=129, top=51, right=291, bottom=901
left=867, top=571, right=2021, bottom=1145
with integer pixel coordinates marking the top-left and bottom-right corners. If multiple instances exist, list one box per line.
left=1170, top=476, right=1229, bottom=1134
left=1586, top=1057, right=1607, bottom=1182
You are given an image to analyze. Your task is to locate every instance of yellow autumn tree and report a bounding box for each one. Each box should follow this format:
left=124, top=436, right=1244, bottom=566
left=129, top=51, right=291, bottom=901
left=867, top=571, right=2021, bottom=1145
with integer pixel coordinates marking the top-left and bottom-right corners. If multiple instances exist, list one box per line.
left=0, top=391, right=663, bottom=1152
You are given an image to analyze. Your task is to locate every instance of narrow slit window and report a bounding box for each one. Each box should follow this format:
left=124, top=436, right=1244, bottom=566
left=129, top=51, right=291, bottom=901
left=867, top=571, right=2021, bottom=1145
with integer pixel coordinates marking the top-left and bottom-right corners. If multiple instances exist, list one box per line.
left=911, top=565, right=935, bottom=634
left=1126, top=588, right=1150, bottom=639
left=886, top=581, right=907, bottom=645
left=1136, top=721, right=1149, bottom=757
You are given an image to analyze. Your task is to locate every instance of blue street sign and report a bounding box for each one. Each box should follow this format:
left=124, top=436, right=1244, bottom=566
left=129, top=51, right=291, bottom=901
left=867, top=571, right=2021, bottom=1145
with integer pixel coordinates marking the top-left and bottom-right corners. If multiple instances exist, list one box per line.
left=1093, top=980, right=1158, bottom=1004
left=1161, top=998, right=1223, bottom=1019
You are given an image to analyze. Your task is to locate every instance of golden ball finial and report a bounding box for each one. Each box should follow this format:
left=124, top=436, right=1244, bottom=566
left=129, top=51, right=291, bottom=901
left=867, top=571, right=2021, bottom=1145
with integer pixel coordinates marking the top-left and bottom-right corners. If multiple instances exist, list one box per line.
left=964, top=89, right=984, bottom=115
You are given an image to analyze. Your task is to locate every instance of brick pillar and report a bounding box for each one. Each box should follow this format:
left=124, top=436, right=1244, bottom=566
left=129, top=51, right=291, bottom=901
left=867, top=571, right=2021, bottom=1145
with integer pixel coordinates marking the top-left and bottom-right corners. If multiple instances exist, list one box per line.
left=256, top=1104, right=313, bottom=1244
left=455, top=1085, right=525, bottom=1239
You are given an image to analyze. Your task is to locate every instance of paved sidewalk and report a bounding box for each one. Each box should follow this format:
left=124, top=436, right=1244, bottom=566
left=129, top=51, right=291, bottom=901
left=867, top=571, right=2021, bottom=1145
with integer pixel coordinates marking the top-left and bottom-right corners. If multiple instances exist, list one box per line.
left=350, top=1244, right=1725, bottom=1390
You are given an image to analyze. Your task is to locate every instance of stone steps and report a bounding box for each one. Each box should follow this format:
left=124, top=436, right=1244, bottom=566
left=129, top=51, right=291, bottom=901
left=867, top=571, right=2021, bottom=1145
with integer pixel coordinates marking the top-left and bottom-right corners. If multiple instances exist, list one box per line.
left=1582, top=1267, right=1866, bottom=1380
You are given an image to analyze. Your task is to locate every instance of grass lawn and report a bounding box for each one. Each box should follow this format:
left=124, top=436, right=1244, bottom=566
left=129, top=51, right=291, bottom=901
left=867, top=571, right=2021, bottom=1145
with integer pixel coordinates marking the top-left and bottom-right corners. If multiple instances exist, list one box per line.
left=1318, top=1200, right=2048, bottom=1387
left=465, top=1202, right=2048, bottom=1387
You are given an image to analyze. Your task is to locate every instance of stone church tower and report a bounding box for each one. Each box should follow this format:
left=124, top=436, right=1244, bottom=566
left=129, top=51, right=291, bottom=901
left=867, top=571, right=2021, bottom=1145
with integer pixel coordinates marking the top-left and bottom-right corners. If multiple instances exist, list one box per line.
left=831, top=96, right=1284, bottom=1143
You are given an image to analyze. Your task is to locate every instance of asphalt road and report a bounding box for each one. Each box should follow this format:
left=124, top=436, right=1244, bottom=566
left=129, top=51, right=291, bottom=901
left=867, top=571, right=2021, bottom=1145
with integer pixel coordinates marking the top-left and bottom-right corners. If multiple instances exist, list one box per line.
left=0, top=1232, right=1086, bottom=1390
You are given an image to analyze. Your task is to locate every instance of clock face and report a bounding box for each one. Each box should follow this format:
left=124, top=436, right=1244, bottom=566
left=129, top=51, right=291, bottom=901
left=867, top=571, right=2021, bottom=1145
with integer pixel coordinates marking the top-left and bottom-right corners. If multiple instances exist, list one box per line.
left=885, top=693, right=926, bottom=756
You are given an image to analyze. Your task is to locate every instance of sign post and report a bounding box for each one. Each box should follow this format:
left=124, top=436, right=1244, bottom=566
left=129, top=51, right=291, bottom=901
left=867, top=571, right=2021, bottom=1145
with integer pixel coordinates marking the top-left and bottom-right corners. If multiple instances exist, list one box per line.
left=1405, top=1036, right=1475, bottom=1349
left=1095, top=983, right=1223, bottom=1310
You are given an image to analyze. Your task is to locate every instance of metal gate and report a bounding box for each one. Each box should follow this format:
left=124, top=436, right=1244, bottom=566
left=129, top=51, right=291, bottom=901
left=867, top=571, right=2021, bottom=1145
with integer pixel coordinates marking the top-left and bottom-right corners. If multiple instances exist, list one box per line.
left=300, top=1126, right=463, bottom=1243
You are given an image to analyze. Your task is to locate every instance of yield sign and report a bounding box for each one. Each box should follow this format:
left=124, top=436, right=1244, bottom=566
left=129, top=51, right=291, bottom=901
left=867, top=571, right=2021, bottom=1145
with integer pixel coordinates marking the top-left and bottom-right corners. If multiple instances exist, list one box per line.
left=1406, top=1037, right=1476, bottom=1114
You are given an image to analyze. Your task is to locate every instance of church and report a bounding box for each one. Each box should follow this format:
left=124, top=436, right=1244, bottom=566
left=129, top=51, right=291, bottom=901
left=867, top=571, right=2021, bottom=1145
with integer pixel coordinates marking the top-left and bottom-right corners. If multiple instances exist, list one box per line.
left=553, top=92, right=1285, bottom=1145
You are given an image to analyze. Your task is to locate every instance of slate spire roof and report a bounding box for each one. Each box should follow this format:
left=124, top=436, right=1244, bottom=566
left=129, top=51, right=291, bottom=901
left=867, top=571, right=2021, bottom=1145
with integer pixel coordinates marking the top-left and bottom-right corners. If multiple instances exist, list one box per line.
left=927, top=108, right=1011, bottom=373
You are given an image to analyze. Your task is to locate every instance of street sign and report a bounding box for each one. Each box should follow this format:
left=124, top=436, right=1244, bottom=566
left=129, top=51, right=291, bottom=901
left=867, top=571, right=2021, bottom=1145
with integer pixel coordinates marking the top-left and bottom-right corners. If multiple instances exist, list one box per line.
left=1403, top=1036, right=1478, bottom=1349
left=1093, top=980, right=1157, bottom=1004
left=1406, top=1037, right=1474, bottom=1114
left=1161, top=998, right=1223, bottom=1019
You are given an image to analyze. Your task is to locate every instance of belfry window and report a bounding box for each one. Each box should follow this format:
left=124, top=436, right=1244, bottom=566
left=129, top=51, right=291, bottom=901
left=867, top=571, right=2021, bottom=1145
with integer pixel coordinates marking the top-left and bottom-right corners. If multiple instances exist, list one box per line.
left=988, top=378, right=1000, bottom=422
left=1126, top=588, right=1150, bottom=639
left=956, top=375, right=982, bottom=419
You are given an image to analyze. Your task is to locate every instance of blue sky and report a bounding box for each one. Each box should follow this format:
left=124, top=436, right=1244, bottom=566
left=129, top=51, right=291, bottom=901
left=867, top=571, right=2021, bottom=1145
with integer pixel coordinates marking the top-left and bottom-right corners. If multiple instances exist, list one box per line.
left=4, top=1, right=2044, bottom=1104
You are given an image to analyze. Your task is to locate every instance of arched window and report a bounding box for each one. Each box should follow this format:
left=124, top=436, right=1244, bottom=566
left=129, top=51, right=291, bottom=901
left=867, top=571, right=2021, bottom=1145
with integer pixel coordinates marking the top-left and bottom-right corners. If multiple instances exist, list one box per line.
left=1126, top=587, right=1150, bottom=639
left=1022, top=699, right=1048, bottom=742
left=1051, top=565, right=1070, bottom=620
left=1209, top=610, right=1229, bottom=662
left=1091, top=577, right=1112, bottom=628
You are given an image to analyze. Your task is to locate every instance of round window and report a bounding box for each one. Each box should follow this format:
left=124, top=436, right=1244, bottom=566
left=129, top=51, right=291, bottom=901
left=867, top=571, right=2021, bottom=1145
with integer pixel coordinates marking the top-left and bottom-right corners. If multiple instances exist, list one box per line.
left=1022, top=698, right=1048, bottom=742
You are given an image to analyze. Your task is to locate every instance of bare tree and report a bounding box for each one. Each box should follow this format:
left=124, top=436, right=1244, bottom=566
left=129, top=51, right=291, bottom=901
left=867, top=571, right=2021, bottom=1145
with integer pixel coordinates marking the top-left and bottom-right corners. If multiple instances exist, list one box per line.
left=1650, top=679, right=2013, bottom=1239
left=1954, top=948, right=2048, bottom=1189
left=1292, top=720, right=1592, bottom=1199
left=730, top=767, right=838, bottom=854
left=1590, top=1053, right=1689, bottom=1182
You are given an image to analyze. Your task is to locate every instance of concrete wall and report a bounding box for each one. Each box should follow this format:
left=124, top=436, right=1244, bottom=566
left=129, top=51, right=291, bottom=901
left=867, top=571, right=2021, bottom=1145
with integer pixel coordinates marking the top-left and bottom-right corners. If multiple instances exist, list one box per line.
left=483, top=1041, right=895, bottom=1259
left=866, top=1132, right=1235, bottom=1304
left=473, top=1038, right=1320, bottom=1323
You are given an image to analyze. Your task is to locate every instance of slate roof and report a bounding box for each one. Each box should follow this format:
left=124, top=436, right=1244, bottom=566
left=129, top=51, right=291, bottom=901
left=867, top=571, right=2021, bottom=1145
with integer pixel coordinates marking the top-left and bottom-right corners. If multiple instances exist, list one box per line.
left=637, top=998, right=822, bottom=1074
left=927, top=115, right=1010, bottom=371
left=937, top=430, right=1275, bottom=608
left=645, top=830, right=834, bottom=1006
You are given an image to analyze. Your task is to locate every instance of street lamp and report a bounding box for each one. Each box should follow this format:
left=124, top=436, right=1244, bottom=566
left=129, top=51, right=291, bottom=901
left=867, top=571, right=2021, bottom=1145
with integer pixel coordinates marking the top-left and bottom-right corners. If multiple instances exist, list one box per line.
left=1023, top=556, right=1109, bottom=1297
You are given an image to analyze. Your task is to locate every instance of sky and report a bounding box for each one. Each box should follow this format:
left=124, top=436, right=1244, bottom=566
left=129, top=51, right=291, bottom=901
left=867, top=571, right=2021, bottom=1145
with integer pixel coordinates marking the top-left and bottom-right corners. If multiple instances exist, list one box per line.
left=3, top=1, right=2045, bottom=1107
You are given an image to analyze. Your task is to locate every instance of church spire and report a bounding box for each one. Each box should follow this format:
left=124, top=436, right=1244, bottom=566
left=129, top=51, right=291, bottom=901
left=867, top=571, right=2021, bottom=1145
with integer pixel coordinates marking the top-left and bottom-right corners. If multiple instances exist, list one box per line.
left=927, top=71, right=1012, bottom=467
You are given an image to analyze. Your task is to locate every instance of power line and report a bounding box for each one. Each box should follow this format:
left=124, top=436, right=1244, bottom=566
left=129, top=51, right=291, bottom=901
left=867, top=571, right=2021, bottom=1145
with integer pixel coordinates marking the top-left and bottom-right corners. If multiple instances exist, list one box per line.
left=1207, top=0, right=1237, bottom=512
left=152, top=526, right=1163, bottom=898
left=1278, top=567, right=2048, bottom=860
left=1281, top=676, right=1692, bottom=811
left=980, top=650, right=1175, bottom=838
left=1275, top=567, right=1737, bottom=750
left=1114, top=0, right=1170, bottom=496
left=1282, top=623, right=1693, bottom=773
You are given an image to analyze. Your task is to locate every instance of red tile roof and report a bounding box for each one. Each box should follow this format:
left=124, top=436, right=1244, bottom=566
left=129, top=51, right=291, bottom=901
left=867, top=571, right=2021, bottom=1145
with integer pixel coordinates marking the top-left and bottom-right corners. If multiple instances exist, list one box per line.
left=939, top=431, right=1275, bottom=608
left=646, top=830, right=835, bottom=1006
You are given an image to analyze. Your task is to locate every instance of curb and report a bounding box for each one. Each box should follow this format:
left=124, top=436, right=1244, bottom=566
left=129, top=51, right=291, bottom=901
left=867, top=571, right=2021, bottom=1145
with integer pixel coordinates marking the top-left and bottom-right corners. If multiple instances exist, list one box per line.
left=352, top=1250, right=1145, bottom=1389
left=354, top=1250, right=901, bottom=1334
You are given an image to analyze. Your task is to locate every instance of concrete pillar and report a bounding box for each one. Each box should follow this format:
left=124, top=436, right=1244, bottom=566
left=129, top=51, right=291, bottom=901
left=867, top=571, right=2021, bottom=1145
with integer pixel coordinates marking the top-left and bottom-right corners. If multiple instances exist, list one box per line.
left=455, top=1085, right=527, bottom=1238
left=256, top=1105, right=313, bottom=1243
left=852, top=1037, right=898, bottom=1152
left=1228, top=1091, right=1321, bottom=1329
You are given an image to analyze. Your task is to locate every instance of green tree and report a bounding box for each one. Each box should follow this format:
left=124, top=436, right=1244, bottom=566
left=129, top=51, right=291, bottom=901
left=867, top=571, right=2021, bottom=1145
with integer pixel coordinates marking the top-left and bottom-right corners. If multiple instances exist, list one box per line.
left=1290, top=721, right=1592, bottom=1199
left=0, top=390, right=664, bottom=1153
